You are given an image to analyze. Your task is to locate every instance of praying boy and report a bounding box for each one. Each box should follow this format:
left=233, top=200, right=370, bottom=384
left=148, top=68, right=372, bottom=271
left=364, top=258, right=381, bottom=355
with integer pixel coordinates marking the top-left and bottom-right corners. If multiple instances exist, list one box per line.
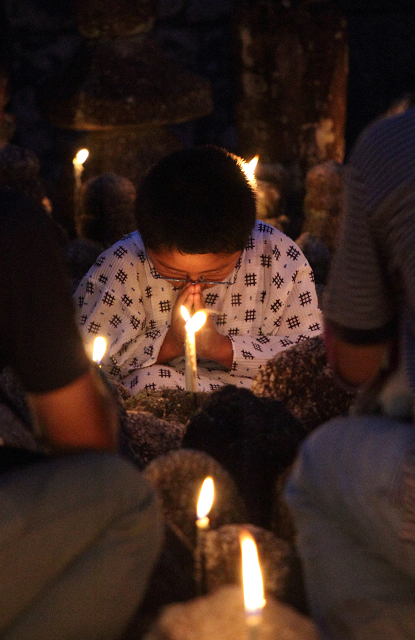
left=75, top=146, right=322, bottom=394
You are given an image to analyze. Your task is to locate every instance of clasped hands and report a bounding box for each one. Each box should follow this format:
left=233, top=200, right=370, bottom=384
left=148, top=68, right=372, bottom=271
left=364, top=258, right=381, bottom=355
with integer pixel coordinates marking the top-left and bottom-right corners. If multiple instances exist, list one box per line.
left=156, top=282, right=233, bottom=369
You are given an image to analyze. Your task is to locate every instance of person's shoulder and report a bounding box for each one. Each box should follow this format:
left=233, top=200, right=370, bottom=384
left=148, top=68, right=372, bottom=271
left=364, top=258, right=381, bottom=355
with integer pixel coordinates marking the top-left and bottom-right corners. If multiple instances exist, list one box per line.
left=251, top=220, right=292, bottom=246
left=350, top=107, right=415, bottom=167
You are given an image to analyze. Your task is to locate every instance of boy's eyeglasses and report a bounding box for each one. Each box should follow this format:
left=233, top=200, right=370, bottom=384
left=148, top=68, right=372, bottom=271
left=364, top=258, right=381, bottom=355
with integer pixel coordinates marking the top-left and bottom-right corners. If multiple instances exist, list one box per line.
left=146, top=252, right=240, bottom=286
left=150, top=272, right=234, bottom=286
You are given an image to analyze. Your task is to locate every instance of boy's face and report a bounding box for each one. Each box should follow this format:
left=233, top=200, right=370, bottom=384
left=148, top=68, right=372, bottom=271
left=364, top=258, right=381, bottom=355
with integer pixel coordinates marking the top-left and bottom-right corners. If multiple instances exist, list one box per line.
left=147, top=248, right=241, bottom=289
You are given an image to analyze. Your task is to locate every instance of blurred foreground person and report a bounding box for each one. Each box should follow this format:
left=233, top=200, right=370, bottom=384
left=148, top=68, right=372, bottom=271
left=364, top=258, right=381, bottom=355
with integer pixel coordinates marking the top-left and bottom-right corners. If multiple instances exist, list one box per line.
left=0, top=188, right=162, bottom=639
left=286, top=107, right=415, bottom=638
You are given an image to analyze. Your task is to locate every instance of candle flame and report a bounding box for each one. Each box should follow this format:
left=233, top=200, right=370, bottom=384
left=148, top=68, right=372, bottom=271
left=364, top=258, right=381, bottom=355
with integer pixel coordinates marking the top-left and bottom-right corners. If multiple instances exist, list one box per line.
left=181, top=305, right=191, bottom=322
left=243, top=156, right=259, bottom=183
left=181, top=306, right=207, bottom=333
left=92, top=336, right=107, bottom=364
left=73, top=148, right=89, bottom=165
left=240, top=531, right=266, bottom=617
left=197, top=476, right=214, bottom=519
left=188, top=310, right=207, bottom=333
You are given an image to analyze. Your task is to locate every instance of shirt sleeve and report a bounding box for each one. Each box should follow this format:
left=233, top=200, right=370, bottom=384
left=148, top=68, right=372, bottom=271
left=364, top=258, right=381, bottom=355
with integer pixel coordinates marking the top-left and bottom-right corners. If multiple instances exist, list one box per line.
left=74, top=239, right=169, bottom=382
left=228, top=229, right=322, bottom=379
left=323, top=164, right=397, bottom=342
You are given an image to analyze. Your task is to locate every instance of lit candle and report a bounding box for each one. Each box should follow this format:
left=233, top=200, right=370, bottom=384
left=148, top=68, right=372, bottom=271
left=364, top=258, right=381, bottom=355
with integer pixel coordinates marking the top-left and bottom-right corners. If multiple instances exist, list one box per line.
left=195, top=476, right=214, bottom=593
left=240, top=530, right=266, bottom=640
left=180, top=306, right=207, bottom=392
left=73, top=148, right=89, bottom=215
left=92, top=336, right=106, bottom=366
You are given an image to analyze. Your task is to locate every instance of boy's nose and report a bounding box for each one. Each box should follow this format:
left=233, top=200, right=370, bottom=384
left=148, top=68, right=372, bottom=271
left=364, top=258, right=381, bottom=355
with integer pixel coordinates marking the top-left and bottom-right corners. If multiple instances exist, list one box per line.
left=185, top=275, right=203, bottom=285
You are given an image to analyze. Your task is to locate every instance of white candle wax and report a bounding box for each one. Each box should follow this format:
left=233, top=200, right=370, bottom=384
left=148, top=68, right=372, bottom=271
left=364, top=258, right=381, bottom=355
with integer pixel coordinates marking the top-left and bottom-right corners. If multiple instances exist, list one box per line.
left=181, top=306, right=207, bottom=393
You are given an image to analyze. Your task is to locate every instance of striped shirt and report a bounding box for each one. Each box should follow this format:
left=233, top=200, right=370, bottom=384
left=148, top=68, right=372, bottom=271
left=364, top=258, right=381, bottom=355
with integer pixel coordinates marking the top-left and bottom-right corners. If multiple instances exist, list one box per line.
left=324, top=107, right=415, bottom=540
left=325, top=107, right=415, bottom=390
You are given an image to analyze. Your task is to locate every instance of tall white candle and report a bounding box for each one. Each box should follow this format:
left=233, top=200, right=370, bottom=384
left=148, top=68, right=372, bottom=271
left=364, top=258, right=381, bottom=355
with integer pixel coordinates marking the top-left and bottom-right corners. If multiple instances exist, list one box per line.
left=181, top=306, right=207, bottom=392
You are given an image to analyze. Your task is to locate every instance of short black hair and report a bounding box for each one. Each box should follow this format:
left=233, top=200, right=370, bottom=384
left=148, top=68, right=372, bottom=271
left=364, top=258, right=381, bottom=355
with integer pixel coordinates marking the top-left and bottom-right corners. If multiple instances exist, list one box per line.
left=135, top=145, right=257, bottom=254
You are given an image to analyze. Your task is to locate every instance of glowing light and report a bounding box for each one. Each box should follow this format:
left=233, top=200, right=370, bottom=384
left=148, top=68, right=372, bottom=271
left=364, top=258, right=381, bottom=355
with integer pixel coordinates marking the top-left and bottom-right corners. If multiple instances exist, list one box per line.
left=243, top=155, right=259, bottom=183
left=187, top=310, right=207, bottom=333
left=240, top=530, right=266, bottom=624
left=180, top=306, right=207, bottom=392
left=73, top=148, right=89, bottom=166
left=181, top=305, right=191, bottom=322
left=196, top=476, right=214, bottom=526
left=92, top=336, right=107, bottom=365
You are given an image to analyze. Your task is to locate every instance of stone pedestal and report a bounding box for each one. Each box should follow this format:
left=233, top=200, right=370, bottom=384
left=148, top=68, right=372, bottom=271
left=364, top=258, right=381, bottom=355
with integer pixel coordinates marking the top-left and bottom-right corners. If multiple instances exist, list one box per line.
left=234, top=0, right=347, bottom=229
left=302, top=159, right=343, bottom=253
left=42, top=0, right=212, bottom=234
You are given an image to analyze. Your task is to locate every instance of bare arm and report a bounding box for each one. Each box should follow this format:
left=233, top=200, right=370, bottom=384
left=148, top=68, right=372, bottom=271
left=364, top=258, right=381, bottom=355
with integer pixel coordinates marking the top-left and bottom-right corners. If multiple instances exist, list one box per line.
left=28, top=367, right=119, bottom=453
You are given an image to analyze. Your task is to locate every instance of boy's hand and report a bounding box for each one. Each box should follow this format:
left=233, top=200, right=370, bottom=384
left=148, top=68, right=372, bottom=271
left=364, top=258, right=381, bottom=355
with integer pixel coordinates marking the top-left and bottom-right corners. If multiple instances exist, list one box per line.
left=156, top=283, right=194, bottom=363
left=157, top=282, right=233, bottom=370
left=192, top=285, right=233, bottom=369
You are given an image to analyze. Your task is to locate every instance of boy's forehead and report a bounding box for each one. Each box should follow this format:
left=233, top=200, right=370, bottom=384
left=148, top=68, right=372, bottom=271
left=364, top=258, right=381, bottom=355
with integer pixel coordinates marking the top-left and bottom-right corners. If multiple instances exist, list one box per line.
left=147, top=248, right=240, bottom=273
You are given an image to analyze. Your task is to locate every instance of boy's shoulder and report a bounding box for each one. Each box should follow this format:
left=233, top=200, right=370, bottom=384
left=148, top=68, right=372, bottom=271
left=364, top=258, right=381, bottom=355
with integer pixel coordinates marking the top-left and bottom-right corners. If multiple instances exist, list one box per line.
left=250, top=220, right=291, bottom=246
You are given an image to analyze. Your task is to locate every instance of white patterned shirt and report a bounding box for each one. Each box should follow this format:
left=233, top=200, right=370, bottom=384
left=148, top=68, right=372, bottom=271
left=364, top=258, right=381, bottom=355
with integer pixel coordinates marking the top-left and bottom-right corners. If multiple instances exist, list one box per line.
left=74, top=221, right=322, bottom=393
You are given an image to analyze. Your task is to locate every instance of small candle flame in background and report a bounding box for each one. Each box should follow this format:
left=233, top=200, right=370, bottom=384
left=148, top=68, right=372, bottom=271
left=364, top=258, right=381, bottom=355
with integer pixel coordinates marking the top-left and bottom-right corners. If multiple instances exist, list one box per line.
left=240, top=530, right=266, bottom=629
left=73, top=148, right=89, bottom=166
left=243, top=155, right=259, bottom=185
left=195, top=476, right=214, bottom=594
left=196, top=476, right=214, bottom=528
left=73, top=148, right=89, bottom=216
left=92, top=336, right=107, bottom=365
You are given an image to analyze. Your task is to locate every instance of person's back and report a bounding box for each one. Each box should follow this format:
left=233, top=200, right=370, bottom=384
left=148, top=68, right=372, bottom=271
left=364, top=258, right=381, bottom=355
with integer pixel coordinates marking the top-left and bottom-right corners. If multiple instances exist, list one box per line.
left=285, top=108, right=415, bottom=639
left=0, top=188, right=162, bottom=639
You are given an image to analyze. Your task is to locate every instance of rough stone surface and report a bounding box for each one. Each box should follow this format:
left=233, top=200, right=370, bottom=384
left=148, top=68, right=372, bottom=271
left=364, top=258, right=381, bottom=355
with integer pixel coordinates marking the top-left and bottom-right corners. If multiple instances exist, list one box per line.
left=183, top=385, right=307, bottom=530
left=46, top=37, right=212, bottom=130
left=124, top=387, right=208, bottom=424
left=75, top=0, right=156, bottom=39
left=142, top=449, right=247, bottom=548
left=143, top=584, right=319, bottom=640
left=251, top=335, right=356, bottom=433
left=234, top=0, right=347, bottom=173
left=120, top=410, right=186, bottom=470
left=302, top=159, right=344, bottom=253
